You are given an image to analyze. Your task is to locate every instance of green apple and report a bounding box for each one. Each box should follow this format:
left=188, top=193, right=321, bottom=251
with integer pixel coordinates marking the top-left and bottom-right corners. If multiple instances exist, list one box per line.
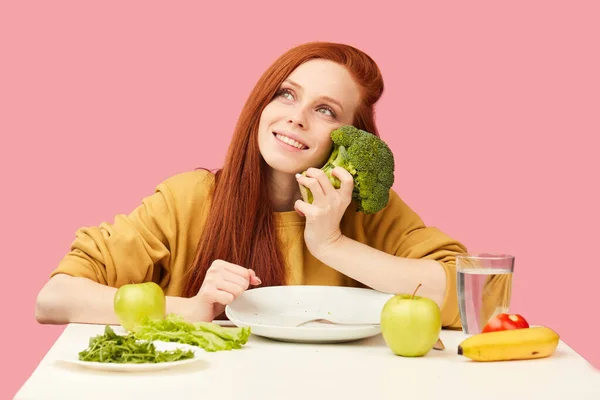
left=113, top=282, right=166, bottom=331
left=380, top=283, right=442, bottom=357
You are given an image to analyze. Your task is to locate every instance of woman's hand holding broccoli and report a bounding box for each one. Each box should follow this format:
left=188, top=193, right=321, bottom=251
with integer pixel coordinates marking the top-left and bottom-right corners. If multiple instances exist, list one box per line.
left=294, top=125, right=396, bottom=258
left=294, top=166, right=354, bottom=258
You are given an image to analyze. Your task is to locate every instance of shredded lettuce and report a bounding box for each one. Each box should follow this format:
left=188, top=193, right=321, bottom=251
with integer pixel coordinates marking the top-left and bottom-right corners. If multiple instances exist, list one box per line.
left=131, top=314, right=251, bottom=352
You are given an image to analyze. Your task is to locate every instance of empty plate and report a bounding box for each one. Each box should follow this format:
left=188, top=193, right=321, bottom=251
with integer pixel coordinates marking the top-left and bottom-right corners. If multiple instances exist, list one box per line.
left=225, top=285, right=394, bottom=343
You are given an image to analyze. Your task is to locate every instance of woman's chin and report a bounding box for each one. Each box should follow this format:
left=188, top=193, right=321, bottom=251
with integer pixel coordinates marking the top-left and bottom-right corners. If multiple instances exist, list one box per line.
left=262, top=155, right=308, bottom=175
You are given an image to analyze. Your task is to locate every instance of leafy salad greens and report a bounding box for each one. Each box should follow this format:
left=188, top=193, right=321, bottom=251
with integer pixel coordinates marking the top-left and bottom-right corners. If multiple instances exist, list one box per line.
left=78, top=325, right=195, bottom=364
left=78, top=314, right=252, bottom=364
left=131, top=314, right=251, bottom=352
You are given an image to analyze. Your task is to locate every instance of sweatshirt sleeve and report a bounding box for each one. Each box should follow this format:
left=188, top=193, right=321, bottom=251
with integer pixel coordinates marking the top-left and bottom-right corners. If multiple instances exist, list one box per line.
left=357, top=189, right=468, bottom=329
left=50, top=177, right=180, bottom=288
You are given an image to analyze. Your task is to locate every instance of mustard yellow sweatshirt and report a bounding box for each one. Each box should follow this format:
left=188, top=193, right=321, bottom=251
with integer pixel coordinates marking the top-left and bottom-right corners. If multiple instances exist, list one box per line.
left=50, top=170, right=468, bottom=328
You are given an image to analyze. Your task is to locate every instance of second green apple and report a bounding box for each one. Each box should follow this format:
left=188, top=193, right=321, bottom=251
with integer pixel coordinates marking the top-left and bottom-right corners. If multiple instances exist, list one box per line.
left=380, top=283, right=442, bottom=357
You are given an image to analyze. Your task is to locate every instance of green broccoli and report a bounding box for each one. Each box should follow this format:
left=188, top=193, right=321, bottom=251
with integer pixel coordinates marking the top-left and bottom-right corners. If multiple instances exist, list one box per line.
left=298, top=125, right=395, bottom=214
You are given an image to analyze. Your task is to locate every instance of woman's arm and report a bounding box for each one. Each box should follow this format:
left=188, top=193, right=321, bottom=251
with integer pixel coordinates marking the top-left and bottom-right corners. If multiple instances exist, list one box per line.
left=295, top=167, right=467, bottom=328
left=36, top=172, right=220, bottom=325
left=311, top=236, right=447, bottom=306
left=35, top=274, right=211, bottom=325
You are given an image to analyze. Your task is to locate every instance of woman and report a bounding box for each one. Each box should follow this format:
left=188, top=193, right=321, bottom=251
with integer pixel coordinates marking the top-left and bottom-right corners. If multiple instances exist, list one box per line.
left=35, top=41, right=467, bottom=329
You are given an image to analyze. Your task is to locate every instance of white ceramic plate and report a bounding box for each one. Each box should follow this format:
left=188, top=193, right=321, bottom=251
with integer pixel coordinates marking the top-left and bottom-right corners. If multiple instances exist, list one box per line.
left=61, top=341, right=203, bottom=372
left=225, top=285, right=394, bottom=343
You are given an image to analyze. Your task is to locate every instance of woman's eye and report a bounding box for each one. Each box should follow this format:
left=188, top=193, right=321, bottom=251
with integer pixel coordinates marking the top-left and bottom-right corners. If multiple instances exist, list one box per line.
left=318, top=107, right=335, bottom=117
left=278, top=88, right=294, bottom=100
left=276, top=88, right=336, bottom=118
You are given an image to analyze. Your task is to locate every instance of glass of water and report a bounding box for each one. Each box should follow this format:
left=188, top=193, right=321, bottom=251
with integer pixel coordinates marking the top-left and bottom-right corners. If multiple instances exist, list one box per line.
left=456, top=253, right=515, bottom=335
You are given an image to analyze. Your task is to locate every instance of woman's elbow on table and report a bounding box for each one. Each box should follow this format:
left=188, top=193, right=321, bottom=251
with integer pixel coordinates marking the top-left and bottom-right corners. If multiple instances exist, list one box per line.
left=35, top=274, right=84, bottom=325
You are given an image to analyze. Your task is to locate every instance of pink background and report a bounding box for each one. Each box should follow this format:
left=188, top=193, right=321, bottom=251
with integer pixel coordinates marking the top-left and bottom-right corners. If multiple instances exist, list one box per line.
left=3, top=1, right=599, bottom=397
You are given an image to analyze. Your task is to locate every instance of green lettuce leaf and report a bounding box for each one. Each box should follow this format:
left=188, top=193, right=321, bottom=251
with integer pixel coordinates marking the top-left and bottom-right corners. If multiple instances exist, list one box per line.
left=131, top=314, right=251, bottom=352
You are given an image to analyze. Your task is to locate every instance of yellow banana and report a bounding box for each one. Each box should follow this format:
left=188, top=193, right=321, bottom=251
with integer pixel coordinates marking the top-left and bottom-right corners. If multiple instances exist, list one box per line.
left=458, top=326, right=560, bottom=362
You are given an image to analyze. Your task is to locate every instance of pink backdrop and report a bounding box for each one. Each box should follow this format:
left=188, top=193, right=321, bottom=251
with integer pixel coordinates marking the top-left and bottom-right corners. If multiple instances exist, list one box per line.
left=3, top=1, right=599, bottom=397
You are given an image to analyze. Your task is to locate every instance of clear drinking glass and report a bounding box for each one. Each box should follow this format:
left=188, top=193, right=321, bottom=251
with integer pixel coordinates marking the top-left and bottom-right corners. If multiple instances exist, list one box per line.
left=456, top=253, right=515, bottom=335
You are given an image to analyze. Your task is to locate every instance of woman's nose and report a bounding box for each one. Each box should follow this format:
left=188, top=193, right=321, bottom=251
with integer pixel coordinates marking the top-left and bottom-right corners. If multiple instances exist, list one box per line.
left=287, top=110, right=307, bottom=129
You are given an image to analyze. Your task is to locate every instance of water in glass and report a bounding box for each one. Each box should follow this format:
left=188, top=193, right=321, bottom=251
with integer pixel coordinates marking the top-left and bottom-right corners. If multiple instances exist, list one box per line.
left=456, top=254, right=514, bottom=335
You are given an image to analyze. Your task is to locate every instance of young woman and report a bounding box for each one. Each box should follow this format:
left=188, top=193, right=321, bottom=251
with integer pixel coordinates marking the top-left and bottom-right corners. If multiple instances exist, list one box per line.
left=35, top=41, right=467, bottom=329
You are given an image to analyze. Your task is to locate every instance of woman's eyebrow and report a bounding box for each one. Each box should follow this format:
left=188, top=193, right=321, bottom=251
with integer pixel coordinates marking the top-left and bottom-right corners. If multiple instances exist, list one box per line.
left=284, top=79, right=344, bottom=112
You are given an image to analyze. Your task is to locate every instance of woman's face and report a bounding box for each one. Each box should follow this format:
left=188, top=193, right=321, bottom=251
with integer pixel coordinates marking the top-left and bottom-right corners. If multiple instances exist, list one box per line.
left=257, top=59, right=361, bottom=175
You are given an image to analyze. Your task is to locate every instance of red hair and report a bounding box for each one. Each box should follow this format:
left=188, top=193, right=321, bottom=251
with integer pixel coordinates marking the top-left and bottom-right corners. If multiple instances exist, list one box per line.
left=181, top=42, right=385, bottom=298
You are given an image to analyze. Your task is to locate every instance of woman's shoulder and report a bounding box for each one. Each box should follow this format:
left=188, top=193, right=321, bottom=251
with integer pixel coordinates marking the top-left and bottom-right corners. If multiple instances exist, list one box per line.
left=156, top=168, right=216, bottom=204
left=160, top=168, right=215, bottom=188
left=383, top=187, right=414, bottom=213
left=341, top=187, right=426, bottom=236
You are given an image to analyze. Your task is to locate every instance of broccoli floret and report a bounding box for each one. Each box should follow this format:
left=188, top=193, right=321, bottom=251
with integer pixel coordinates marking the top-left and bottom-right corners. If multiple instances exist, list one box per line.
left=298, top=125, right=395, bottom=214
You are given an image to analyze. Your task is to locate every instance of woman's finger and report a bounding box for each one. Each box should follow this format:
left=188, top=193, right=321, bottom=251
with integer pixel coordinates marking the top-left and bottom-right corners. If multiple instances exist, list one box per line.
left=296, top=173, right=325, bottom=203
left=222, top=272, right=251, bottom=290
left=294, top=199, right=320, bottom=219
left=248, top=269, right=262, bottom=286
left=331, top=167, right=354, bottom=202
left=217, top=260, right=256, bottom=281
left=304, top=168, right=336, bottom=197
left=215, top=279, right=245, bottom=298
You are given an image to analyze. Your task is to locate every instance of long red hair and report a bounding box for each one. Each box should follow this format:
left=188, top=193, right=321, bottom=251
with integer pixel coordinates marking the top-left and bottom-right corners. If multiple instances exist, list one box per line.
left=181, top=42, right=385, bottom=297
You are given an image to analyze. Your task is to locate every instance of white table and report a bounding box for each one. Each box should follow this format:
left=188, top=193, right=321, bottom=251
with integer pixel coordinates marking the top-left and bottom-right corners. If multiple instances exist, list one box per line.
left=15, top=323, right=600, bottom=400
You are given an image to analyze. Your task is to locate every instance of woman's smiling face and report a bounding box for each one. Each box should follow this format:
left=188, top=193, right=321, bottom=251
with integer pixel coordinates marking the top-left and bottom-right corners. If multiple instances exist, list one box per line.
left=257, top=59, right=361, bottom=175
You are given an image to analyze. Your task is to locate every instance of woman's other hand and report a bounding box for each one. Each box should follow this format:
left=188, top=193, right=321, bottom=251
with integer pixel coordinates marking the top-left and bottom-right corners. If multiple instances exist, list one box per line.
left=294, top=166, right=354, bottom=257
left=190, top=259, right=261, bottom=321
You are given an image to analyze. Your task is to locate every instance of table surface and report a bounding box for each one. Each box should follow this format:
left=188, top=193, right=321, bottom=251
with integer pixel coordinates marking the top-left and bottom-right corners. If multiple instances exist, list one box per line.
left=15, top=323, right=600, bottom=400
